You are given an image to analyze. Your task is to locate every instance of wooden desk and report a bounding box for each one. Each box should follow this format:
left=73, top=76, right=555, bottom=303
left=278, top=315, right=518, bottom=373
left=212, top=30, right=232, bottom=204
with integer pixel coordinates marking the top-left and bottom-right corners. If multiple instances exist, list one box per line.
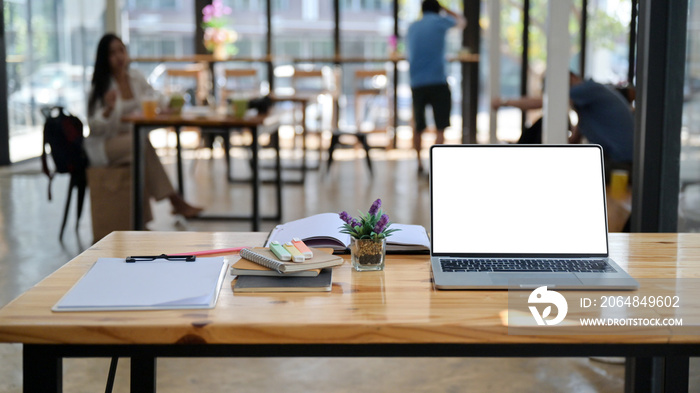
left=122, top=112, right=281, bottom=231
left=293, top=54, right=480, bottom=64
left=1, top=232, right=699, bottom=392
left=131, top=55, right=273, bottom=64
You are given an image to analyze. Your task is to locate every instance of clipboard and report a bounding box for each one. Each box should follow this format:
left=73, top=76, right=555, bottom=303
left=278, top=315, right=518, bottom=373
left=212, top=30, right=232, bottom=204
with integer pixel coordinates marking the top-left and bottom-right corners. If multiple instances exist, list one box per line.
left=53, top=257, right=227, bottom=312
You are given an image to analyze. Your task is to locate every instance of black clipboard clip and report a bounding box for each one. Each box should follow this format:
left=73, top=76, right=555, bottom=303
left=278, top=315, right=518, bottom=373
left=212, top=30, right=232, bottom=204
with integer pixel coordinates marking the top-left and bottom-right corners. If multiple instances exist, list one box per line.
left=125, top=254, right=196, bottom=263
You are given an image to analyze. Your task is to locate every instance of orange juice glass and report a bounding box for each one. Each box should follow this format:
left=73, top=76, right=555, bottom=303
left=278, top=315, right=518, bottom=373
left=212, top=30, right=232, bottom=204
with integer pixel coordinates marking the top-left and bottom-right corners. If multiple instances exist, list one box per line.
left=610, top=169, right=629, bottom=200
left=141, top=99, right=158, bottom=119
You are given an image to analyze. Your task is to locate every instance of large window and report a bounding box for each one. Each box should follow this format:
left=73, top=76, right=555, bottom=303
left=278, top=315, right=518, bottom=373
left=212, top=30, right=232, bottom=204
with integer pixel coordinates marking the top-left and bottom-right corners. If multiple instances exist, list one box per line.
left=340, top=0, right=393, bottom=129
left=5, top=0, right=105, bottom=162
left=125, top=0, right=195, bottom=78
left=272, top=0, right=333, bottom=60
left=221, top=0, right=266, bottom=58
left=492, top=0, right=628, bottom=143
left=585, top=0, right=632, bottom=84
left=680, top=0, right=700, bottom=232
left=2, top=0, right=639, bottom=163
left=340, top=0, right=390, bottom=12
left=271, top=0, right=334, bottom=102
left=128, top=0, right=179, bottom=9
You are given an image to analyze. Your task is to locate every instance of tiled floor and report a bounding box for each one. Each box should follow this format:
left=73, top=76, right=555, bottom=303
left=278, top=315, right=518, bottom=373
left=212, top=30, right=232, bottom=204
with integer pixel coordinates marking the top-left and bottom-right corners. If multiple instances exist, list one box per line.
left=0, top=143, right=695, bottom=392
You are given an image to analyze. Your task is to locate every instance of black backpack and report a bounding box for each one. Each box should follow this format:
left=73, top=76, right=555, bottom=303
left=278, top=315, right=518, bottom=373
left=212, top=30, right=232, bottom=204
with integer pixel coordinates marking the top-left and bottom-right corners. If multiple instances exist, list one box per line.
left=40, top=106, right=89, bottom=200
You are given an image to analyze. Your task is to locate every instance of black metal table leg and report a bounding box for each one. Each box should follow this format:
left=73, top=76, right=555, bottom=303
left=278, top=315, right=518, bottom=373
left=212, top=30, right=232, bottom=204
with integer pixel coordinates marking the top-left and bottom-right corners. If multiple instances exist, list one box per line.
left=664, top=356, right=689, bottom=392
left=626, top=357, right=653, bottom=393
left=175, top=126, right=184, bottom=197
left=251, top=125, right=260, bottom=231
left=131, top=354, right=157, bottom=393
left=23, top=344, right=62, bottom=393
left=275, top=128, right=283, bottom=220
left=300, top=100, right=307, bottom=183
left=133, top=125, right=145, bottom=230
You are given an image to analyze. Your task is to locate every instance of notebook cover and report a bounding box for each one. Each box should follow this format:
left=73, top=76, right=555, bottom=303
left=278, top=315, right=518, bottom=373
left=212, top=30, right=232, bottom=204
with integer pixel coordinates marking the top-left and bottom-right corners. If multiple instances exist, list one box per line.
left=241, top=247, right=343, bottom=273
left=230, top=257, right=321, bottom=277
left=233, top=268, right=333, bottom=293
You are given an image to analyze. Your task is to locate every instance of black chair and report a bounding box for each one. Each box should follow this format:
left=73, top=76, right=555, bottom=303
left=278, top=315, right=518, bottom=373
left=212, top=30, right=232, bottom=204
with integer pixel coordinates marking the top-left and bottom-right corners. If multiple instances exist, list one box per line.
left=59, top=167, right=87, bottom=241
left=326, top=131, right=372, bottom=174
left=40, top=106, right=88, bottom=241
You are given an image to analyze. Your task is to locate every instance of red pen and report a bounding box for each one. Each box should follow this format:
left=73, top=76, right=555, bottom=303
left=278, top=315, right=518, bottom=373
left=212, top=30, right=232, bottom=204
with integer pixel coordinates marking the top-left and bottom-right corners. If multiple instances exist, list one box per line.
left=169, top=247, right=247, bottom=256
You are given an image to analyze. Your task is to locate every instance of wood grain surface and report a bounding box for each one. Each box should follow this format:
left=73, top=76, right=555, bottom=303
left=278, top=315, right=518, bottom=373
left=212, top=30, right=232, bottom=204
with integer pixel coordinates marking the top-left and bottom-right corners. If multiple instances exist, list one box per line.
left=0, top=232, right=698, bottom=345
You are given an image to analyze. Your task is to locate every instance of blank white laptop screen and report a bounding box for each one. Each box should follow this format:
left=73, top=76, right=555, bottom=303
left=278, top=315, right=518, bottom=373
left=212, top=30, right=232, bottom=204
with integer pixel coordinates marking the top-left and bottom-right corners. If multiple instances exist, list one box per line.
left=431, top=146, right=609, bottom=256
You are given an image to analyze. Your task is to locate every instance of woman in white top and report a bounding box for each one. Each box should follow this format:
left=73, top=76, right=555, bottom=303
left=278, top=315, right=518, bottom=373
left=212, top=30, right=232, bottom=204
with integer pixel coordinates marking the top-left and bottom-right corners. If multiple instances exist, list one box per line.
left=86, top=34, right=202, bottom=219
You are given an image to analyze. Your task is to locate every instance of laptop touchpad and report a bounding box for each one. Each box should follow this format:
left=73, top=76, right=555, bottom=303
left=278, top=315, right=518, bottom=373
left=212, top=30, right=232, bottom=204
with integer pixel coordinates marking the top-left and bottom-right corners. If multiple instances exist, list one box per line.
left=488, top=273, right=583, bottom=287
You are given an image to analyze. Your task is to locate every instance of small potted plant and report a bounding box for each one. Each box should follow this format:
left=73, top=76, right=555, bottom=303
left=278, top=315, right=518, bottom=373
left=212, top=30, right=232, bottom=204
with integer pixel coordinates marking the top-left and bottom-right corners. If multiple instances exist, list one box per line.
left=339, top=199, right=399, bottom=271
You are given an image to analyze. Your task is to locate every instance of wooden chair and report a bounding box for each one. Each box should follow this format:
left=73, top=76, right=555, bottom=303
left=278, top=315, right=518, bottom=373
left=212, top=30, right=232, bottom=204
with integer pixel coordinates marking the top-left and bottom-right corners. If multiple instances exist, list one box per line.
left=289, top=68, right=335, bottom=163
left=354, top=69, right=391, bottom=135
left=213, top=68, right=263, bottom=180
left=163, top=63, right=210, bottom=146
left=220, top=68, right=260, bottom=102
left=327, top=68, right=392, bottom=175
left=164, top=64, right=210, bottom=105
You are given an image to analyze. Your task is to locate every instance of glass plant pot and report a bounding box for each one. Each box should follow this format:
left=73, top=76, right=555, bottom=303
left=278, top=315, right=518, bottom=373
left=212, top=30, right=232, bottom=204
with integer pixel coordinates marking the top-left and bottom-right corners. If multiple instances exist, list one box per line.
left=350, top=238, right=386, bottom=271
left=212, top=43, right=228, bottom=60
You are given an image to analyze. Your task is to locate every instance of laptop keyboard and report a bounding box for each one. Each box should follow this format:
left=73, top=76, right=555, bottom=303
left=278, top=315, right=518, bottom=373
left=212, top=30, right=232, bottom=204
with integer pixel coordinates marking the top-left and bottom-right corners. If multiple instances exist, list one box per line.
left=440, top=258, right=616, bottom=273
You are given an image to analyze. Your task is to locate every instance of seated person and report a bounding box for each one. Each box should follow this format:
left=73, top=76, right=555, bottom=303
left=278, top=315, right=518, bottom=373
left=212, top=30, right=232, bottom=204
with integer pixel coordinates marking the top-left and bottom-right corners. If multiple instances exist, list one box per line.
left=85, top=33, right=202, bottom=219
left=493, top=72, right=635, bottom=173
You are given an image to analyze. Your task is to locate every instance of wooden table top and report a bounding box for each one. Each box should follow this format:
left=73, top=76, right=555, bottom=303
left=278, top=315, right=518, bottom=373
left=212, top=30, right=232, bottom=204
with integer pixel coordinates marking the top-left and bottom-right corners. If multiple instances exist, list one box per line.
left=0, top=232, right=698, bottom=345
left=122, top=111, right=278, bottom=128
left=293, top=54, right=480, bottom=63
left=131, top=55, right=273, bottom=63
left=129, top=54, right=480, bottom=64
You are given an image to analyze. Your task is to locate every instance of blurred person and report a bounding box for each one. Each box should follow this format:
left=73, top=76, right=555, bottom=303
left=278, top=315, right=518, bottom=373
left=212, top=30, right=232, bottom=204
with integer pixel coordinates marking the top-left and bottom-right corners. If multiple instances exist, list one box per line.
left=85, top=33, right=202, bottom=219
left=492, top=72, right=634, bottom=169
left=406, top=0, right=466, bottom=174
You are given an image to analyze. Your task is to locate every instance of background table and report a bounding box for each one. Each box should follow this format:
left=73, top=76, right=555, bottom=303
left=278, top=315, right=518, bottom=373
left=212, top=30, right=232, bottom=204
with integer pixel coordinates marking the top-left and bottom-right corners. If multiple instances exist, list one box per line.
left=0, top=232, right=698, bottom=392
left=123, top=112, right=281, bottom=231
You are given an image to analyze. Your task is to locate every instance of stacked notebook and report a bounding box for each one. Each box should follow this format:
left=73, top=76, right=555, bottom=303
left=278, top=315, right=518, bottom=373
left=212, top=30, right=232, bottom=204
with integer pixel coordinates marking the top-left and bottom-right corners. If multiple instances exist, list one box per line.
left=231, top=247, right=343, bottom=293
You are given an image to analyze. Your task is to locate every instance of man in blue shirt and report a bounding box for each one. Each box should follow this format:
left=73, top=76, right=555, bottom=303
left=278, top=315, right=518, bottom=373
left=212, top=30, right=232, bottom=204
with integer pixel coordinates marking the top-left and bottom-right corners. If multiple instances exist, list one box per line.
left=407, top=0, right=465, bottom=173
left=568, top=74, right=634, bottom=164
left=493, top=72, right=634, bottom=165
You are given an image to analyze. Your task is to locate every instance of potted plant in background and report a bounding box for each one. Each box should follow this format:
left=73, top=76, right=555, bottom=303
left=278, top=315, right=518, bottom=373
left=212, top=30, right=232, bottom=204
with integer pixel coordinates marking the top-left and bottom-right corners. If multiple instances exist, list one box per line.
left=339, top=199, right=399, bottom=271
left=202, top=0, right=238, bottom=60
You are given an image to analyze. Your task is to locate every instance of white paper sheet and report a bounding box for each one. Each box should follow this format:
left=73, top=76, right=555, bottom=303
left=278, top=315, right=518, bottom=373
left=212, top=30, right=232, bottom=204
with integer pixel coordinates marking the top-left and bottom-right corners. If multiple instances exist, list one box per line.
left=53, top=257, right=227, bottom=311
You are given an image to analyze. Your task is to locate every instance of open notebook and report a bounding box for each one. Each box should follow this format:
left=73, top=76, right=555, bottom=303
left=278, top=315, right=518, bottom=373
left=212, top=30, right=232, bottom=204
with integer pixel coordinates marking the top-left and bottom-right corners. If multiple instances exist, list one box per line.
left=265, top=213, right=430, bottom=253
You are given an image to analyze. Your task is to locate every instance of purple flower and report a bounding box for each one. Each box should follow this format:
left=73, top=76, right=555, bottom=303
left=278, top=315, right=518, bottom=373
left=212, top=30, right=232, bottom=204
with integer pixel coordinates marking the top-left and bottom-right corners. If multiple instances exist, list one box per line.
left=388, top=35, right=397, bottom=49
left=339, top=211, right=353, bottom=225
left=202, top=6, right=213, bottom=23
left=351, top=219, right=361, bottom=228
left=374, top=214, right=389, bottom=234
left=203, top=0, right=232, bottom=23
left=368, top=199, right=381, bottom=216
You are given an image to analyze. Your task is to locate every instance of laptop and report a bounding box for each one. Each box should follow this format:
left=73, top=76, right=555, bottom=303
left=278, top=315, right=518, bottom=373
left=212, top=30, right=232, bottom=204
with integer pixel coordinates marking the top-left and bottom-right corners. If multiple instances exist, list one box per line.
left=429, top=144, right=638, bottom=290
